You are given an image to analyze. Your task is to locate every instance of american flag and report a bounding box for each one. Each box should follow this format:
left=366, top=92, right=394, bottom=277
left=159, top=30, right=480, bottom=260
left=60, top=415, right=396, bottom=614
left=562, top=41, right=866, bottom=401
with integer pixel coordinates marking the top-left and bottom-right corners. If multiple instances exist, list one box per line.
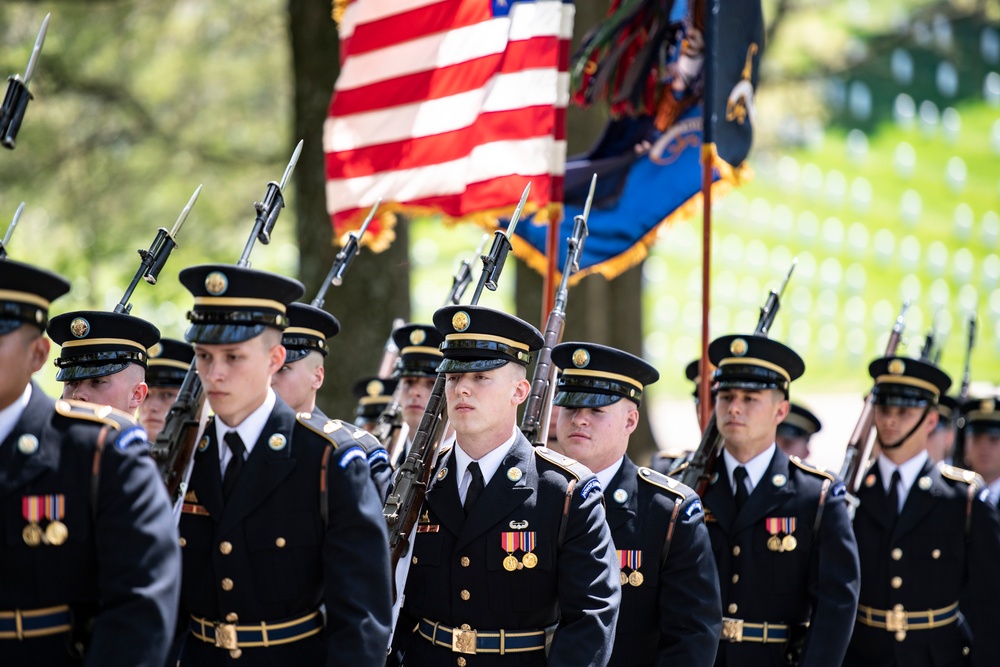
left=324, top=0, right=574, bottom=242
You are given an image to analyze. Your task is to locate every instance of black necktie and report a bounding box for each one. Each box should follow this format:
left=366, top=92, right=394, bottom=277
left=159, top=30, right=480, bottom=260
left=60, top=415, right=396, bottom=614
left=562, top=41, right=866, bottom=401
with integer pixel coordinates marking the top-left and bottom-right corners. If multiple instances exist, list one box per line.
left=887, top=470, right=901, bottom=524
left=464, top=462, right=484, bottom=516
left=222, top=432, right=246, bottom=502
left=733, top=466, right=750, bottom=511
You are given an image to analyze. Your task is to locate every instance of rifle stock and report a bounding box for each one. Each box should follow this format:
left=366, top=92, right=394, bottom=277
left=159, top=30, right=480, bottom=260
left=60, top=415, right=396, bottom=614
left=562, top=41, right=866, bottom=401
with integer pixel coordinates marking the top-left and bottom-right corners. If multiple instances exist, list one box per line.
left=839, top=301, right=909, bottom=496
left=520, top=175, right=594, bottom=446
left=677, top=260, right=796, bottom=495
left=384, top=184, right=528, bottom=600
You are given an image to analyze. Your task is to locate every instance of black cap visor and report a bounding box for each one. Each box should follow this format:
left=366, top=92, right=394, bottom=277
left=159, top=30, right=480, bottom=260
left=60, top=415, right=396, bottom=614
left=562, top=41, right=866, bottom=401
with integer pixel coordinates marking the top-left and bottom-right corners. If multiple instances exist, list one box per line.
left=438, top=357, right=511, bottom=374
left=185, top=322, right=272, bottom=345
left=554, top=390, right=625, bottom=409
left=56, top=360, right=135, bottom=382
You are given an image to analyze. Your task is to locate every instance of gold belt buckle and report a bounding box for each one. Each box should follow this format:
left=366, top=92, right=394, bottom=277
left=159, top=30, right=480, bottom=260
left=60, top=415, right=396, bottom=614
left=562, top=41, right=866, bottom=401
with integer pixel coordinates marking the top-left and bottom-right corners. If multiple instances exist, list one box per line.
left=886, top=605, right=908, bottom=641
left=215, top=623, right=238, bottom=650
left=451, top=627, right=477, bottom=654
left=721, top=618, right=744, bottom=642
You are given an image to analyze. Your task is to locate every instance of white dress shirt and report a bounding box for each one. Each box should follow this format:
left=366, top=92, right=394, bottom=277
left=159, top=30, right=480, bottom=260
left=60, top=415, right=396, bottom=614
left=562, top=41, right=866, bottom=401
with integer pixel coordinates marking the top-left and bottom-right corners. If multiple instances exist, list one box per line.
left=0, top=384, right=32, bottom=446
left=215, top=388, right=276, bottom=475
left=453, top=427, right=518, bottom=503
left=722, top=443, right=776, bottom=495
left=876, top=450, right=929, bottom=513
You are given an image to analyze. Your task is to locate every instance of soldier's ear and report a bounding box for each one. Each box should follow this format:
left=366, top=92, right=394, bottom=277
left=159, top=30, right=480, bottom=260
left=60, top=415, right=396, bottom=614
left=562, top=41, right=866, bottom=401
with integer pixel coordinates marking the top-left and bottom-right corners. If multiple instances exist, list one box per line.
left=267, top=343, right=287, bottom=375
left=28, top=331, right=50, bottom=373
left=312, top=364, right=325, bottom=391
left=131, top=382, right=148, bottom=413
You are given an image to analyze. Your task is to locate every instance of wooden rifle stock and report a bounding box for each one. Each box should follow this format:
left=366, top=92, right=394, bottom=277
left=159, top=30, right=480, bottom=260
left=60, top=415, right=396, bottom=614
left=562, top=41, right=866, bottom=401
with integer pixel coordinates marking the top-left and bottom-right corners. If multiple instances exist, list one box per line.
left=676, top=260, right=797, bottom=495
left=840, top=301, right=908, bottom=495
left=152, top=366, right=206, bottom=506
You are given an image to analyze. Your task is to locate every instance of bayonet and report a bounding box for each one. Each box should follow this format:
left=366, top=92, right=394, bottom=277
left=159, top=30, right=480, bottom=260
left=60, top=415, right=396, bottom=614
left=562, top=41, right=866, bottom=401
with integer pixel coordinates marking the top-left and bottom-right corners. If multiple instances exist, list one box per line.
left=0, top=202, right=25, bottom=259
left=239, top=140, right=303, bottom=265
left=1, top=14, right=51, bottom=149
left=471, top=182, right=530, bottom=302
left=311, top=198, right=379, bottom=309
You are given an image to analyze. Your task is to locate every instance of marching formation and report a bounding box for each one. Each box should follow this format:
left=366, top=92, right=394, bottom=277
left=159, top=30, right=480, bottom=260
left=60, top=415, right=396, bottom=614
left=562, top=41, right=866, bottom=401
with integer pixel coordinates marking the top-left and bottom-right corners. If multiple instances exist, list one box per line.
left=4, top=18, right=1000, bottom=667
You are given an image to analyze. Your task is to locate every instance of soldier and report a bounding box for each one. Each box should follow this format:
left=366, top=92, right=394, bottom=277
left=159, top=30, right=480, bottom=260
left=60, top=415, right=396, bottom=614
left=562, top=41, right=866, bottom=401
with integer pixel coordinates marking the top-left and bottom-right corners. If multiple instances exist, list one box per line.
left=392, top=305, right=621, bottom=667
left=550, top=342, right=721, bottom=667
left=683, top=334, right=860, bottom=667
left=48, top=310, right=160, bottom=415
left=351, top=375, right=398, bottom=433
left=844, top=358, right=1000, bottom=667
left=927, top=395, right=959, bottom=464
left=962, top=397, right=1000, bottom=504
left=173, top=265, right=392, bottom=666
left=138, top=338, right=194, bottom=440
left=271, top=301, right=392, bottom=499
left=775, top=403, right=821, bottom=462
left=0, top=259, right=180, bottom=666
left=390, top=322, right=451, bottom=465
left=649, top=358, right=709, bottom=474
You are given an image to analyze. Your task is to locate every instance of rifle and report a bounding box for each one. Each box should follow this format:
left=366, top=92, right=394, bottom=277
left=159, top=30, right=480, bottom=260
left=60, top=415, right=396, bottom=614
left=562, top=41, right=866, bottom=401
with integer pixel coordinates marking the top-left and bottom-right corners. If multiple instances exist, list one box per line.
left=918, top=310, right=940, bottom=362
left=154, top=145, right=303, bottom=513
left=839, top=301, right=909, bottom=499
left=373, top=318, right=408, bottom=459
left=444, top=234, right=490, bottom=306
left=114, top=186, right=201, bottom=314
left=0, top=201, right=24, bottom=259
left=311, top=199, right=378, bottom=309
left=677, top=259, right=797, bottom=496
left=236, top=140, right=303, bottom=267
left=1, top=13, right=49, bottom=150
left=520, top=174, right=595, bottom=446
left=384, top=183, right=529, bottom=599
left=951, top=312, right=977, bottom=465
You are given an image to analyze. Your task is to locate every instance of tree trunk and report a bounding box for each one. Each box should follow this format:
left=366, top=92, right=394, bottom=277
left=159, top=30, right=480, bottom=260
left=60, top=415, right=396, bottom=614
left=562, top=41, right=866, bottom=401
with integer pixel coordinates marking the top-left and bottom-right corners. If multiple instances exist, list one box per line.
left=288, top=0, right=411, bottom=419
left=515, top=0, right=657, bottom=464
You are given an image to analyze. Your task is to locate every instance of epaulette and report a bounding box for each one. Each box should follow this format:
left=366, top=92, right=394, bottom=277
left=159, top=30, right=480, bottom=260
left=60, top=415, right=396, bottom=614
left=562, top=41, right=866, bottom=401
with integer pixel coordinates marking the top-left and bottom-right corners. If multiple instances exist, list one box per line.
left=655, top=449, right=687, bottom=460
left=297, top=412, right=378, bottom=452
left=638, top=466, right=696, bottom=502
left=667, top=461, right=689, bottom=478
left=939, top=463, right=984, bottom=489
left=534, top=446, right=588, bottom=480
left=55, top=399, right=134, bottom=430
left=789, top=455, right=835, bottom=482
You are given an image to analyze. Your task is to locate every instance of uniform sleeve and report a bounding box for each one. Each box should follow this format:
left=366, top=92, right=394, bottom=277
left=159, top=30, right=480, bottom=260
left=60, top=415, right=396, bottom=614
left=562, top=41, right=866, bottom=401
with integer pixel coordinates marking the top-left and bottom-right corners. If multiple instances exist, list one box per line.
left=84, top=436, right=182, bottom=667
left=548, top=475, right=622, bottom=667
left=656, top=496, right=721, bottom=667
left=962, top=491, right=1000, bottom=667
left=322, top=446, right=393, bottom=666
left=367, top=446, right=394, bottom=501
left=800, top=480, right=861, bottom=667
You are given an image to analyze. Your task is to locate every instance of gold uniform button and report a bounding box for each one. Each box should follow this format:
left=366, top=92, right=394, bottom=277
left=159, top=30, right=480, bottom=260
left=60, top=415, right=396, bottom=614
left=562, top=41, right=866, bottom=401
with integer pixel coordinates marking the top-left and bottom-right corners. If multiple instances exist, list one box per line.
left=219, top=541, right=233, bottom=555
left=412, top=556, right=419, bottom=565
left=460, top=556, right=470, bottom=567
left=963, top=647, right=970, bottom=656
left=732, top=546, right=741, bottom=557
left=731, top=574, right=740, bottom=584
left=226, top=612, right=238, bottom=622
left=460, top=624, right=471, bottom=630
left=230, top=649, right=242, bottom=659
left=891, top=576, right=902, bottom=589
left=891, top=548, right=902, bottom=561
left=727, top=603, right=738, bottom=614
left=221, top=578, right=234, bottom=591
left=457, top=658, right=467, bottom=667
left=179, top=537, right=187, bottom=547
left=275, top=537, right=286, bottom=548
left=460, top=589, right=471, bottom=601
left=932, top=549, right=941, bottom=559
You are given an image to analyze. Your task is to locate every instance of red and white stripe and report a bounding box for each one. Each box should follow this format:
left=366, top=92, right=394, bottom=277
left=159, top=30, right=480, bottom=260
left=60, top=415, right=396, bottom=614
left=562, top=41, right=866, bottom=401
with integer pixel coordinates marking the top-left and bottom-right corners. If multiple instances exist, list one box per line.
left=324, top=0, right=574, bottom=233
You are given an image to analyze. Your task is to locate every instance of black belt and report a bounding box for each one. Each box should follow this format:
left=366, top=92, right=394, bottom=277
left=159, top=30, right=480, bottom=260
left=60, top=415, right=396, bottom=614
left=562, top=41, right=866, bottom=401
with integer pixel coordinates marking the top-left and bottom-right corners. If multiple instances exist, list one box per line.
left=190, top=610, right=323, bottom=651
left=418, top=618, right=547, bottom=654
left=0, top=605, right=72, bottom=640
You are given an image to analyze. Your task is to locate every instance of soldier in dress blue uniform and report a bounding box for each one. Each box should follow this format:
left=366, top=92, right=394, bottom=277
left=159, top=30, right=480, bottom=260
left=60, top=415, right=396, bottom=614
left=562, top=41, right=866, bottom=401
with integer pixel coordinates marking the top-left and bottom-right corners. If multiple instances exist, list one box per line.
left=927, top=395, right=960, bottom=464
left=352, top=375, right=398, bottom=432
left=962, top=397, right=1000, bottom=505
left=173, top=264, right=391, bottom=666
left=682, top=334, right=860, bottom=667
left=845, top=359, right=1000, bottom=667
left=271, top=301, right=392, bottom=499
left=550, top=342, right=721, bottom=667
left=0, top=259, right=180, bottom=667
left=390, top=322, right=448, bottom=466
left=139, top=338, right=194, bottom=441
left=48, top=310, right=160, bottom=416
left=775, top=403, right=821, bottom=462
left=392, top=305, right=621, bottom=667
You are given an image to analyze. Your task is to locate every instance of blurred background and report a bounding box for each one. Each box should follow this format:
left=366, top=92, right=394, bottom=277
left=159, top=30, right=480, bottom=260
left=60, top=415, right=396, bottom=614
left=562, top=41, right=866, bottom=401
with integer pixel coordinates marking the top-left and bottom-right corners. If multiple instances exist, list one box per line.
left=2, top=0, right=997, bottom=470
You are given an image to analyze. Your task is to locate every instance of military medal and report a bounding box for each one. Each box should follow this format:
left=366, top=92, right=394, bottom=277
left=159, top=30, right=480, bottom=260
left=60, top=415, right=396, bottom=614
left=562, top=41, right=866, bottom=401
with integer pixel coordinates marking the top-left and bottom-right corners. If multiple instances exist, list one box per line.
left=520, top=532, right=537, bottom=568
left=23, top=523, right=43, bottom=546
left=782, top=534, right=797, bottom=551
left=46, top=521, right=68, bottom=546
left=503, top=555, right=519, bottom=571
left=765, top=518, right=784, bottom=551
left=22, top=496, right=44, bottom=547
left=628, top=570, right=644, bottom=587
left=44, top=495, right=68, bottom=545
left=620, top=571, right=629, bottom=585
left=501, top=532, right=519, bottom=571
left=618, top=549, right=643, bottom=586
left=767, top=535, right=783, bottom=552
left=766, top=517, right=796, bottom=552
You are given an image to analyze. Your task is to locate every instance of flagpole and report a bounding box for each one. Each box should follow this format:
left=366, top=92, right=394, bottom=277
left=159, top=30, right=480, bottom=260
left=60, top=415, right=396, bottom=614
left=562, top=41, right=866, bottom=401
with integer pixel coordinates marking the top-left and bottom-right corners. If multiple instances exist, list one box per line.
left=699, top=0, right=719, bottom=433
left=542, top=209, right=560, bottom=323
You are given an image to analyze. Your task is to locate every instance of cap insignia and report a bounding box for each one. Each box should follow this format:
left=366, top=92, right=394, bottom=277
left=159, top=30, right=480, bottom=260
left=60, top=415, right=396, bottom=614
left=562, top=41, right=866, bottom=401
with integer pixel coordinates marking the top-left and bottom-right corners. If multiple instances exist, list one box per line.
left=452, top=310, right=470, bottom=332
left=366, top=380, right=384, bottom=397
left=268, top=433, right=287, bottom=451
left=983, top=399, right=996, bottom=414
left=572, top=348, right=590, bottom=368
left=34, top=310, right=44, bottom=324
left=887, top=359, right=905, bottom=375
left=70, top=317, right=90, bottom=339
left=205, top=271, right=228, bottom=296
left=730, top=337, right=748, bottom=357
left=149, top=343, right=163, bottom=358
left=410, top=329, right=426, bottom=345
